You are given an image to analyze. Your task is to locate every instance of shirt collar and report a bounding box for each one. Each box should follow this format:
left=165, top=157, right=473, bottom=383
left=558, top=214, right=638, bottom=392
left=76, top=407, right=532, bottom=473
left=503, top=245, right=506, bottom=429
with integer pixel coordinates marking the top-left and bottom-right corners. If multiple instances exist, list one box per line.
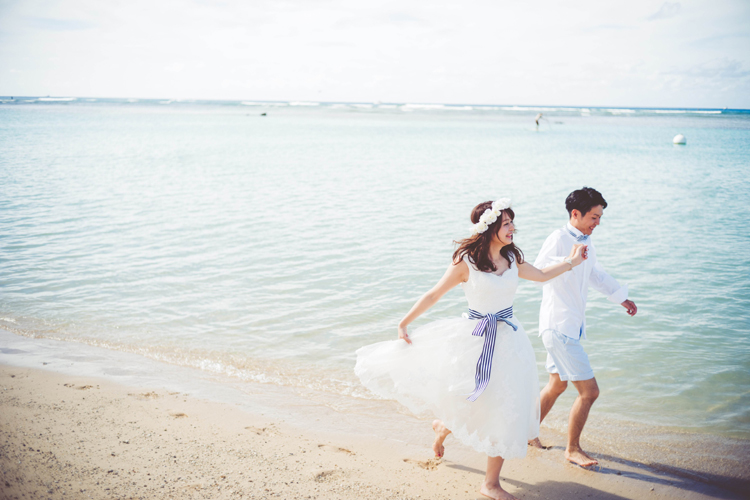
left=566, top=222, right=585, bottom=238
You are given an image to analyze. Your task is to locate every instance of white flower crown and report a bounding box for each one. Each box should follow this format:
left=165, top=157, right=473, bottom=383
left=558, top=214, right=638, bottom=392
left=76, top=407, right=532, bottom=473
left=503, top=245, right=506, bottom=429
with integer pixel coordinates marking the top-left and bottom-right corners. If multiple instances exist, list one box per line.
left=470, top=198, right=512, bottom=235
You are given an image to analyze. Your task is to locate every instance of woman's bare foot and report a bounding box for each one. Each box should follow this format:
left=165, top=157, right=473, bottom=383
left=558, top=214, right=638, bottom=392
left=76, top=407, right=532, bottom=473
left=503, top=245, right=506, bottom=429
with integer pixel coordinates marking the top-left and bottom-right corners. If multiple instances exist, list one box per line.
left=479, top=481, right=518, bottom=500
left=527, top=437, right=544, bottom=449
left=431, top=420, right=451, bottom=458
left=565, top=446, right=598, bottom=467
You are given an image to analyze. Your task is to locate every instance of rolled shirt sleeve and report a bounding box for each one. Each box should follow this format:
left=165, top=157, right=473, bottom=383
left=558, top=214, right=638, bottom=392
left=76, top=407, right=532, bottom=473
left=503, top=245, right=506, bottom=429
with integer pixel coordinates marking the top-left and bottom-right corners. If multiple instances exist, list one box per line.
left=589, top=261, right=628, bottom=304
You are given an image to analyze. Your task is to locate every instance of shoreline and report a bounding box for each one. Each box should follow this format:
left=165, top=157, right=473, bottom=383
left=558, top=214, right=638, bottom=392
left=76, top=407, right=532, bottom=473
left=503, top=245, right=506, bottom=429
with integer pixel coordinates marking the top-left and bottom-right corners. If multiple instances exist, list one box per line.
left=1, top=332, right=748, bottom=499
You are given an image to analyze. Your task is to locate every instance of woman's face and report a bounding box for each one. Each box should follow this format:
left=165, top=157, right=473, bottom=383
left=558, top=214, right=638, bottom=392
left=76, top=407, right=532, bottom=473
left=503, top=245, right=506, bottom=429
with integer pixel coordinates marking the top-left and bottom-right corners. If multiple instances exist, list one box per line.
left=492, top=213, right=515, bottom=246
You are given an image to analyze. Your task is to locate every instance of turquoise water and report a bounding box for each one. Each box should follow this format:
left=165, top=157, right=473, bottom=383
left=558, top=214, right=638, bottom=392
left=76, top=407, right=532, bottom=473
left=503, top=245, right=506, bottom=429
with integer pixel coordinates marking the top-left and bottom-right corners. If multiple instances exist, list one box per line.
left=1, top=98, right=749, bottom=440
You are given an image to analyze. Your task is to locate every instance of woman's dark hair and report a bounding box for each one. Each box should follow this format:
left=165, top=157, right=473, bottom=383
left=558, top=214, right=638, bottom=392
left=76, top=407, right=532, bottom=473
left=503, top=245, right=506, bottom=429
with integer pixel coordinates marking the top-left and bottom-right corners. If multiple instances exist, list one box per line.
left=565, top=187, right=607, bottom=217
left=452, top=201, right=524, bottom=273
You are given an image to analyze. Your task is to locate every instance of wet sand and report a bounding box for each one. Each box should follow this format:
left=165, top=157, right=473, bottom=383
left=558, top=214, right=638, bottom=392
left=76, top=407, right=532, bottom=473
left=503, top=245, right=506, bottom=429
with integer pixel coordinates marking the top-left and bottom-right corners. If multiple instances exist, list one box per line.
left=1, top=363, right=745, bottom=500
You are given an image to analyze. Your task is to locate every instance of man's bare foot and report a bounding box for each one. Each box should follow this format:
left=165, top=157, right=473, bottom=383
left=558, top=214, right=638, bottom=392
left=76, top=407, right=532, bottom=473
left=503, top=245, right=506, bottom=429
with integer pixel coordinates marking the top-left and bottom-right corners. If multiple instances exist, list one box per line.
left=528, top=437, right=544, bottom=449
left=565, top=447, right=598, bottom=467
left=479, top=482, right=518, bottom=500
left=431, top=420, right=451, bottom=458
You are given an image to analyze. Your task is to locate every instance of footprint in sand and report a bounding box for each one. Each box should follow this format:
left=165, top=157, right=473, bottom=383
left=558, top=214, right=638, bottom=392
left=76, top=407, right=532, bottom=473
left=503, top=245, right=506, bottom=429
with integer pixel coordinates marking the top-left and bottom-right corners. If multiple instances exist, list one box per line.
left=64, top=383, right=95, bottom=390
left=128, top=392, right=160, bottom=400
left=314, top=469, right=343, bottom=482
left=169, top=412, right=188, bottom=418
left=403, top=458, right=441, bottom=471
left=317, top=444, right=354, bottom=455
left=244, top=425, right=278, bottom=436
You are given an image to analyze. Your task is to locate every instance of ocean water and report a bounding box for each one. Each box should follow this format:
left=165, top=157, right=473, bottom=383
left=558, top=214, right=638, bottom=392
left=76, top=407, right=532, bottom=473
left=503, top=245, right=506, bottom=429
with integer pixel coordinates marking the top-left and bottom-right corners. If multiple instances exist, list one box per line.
left=1, top=98, right=749, bottom=449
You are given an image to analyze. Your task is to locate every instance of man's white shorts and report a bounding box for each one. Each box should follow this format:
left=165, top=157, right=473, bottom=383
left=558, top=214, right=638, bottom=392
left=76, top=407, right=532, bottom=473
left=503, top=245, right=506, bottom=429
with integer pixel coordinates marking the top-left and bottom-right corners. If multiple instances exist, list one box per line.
left=541, top=329, right=594, bottom=382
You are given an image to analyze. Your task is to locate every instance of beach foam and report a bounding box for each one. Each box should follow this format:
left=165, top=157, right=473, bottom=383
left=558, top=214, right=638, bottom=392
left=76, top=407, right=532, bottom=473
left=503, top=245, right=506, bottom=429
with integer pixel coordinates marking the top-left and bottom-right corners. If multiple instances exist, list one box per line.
left=37, top=97, right=77, bottom=102
left=605, top=108, right=636, bottom=114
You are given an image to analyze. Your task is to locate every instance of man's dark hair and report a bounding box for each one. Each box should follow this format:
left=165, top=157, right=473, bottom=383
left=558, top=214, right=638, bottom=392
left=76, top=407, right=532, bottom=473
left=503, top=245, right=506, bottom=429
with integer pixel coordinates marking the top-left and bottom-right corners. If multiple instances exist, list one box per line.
left=565, top=187, right=607, bottom=217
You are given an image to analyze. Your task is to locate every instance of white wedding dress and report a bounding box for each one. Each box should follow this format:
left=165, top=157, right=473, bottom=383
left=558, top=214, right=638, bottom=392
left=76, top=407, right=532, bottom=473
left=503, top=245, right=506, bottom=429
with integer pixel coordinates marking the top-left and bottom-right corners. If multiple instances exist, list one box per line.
left=355, top=256, right=540, bottom=459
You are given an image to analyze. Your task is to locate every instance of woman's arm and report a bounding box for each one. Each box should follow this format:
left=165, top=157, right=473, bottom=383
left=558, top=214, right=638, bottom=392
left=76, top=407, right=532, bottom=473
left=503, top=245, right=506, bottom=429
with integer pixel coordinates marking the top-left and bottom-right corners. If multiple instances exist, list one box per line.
left=398, top=260, right=469, bottom=344
left=518, top=244, right=587, bottom=282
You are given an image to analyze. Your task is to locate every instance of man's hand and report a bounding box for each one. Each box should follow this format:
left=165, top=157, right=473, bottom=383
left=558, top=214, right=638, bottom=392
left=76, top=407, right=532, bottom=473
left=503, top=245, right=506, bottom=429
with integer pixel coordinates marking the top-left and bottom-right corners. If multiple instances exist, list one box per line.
left=621, top=300, right=637, bottom=316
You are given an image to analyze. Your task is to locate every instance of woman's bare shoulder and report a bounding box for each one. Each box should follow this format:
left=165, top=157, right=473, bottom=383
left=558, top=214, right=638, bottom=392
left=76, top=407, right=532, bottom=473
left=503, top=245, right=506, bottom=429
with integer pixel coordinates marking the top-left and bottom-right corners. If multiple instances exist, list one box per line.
left=449, top=257, right=470, bottom=282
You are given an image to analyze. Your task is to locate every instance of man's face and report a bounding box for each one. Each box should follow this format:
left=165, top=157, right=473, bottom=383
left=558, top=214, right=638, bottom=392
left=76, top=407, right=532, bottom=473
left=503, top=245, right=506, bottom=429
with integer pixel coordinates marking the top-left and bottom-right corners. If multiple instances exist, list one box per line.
left=572, top=205, right=604, bottom=235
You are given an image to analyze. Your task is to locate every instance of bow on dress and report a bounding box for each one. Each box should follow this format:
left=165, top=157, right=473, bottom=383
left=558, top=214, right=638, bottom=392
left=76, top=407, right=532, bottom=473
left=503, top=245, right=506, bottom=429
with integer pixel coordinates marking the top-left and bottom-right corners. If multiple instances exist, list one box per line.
left=466, top=306, right=517, bottom=402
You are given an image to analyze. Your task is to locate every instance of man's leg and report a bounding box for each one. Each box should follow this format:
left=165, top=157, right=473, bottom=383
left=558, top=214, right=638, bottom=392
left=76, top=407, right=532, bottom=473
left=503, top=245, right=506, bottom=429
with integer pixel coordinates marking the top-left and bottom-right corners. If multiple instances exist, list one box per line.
left=566, top=377, right=600, bottom=467
left=529, top=373, right=568, bottom=448
left=540, top=373, right=567, bottom=423
left=530, top=332, right=572, bottom=448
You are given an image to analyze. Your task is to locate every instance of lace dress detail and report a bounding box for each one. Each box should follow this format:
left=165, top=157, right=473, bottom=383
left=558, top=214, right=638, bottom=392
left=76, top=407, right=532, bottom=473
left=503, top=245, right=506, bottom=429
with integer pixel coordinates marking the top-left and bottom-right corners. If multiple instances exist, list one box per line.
left=355, top=256, right=540, bottom=459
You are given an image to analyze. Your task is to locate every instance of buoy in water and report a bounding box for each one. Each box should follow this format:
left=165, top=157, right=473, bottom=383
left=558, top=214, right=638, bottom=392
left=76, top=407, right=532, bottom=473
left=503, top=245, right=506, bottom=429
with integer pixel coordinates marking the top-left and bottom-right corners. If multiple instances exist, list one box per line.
left=673, top=134, right=686, bottom=145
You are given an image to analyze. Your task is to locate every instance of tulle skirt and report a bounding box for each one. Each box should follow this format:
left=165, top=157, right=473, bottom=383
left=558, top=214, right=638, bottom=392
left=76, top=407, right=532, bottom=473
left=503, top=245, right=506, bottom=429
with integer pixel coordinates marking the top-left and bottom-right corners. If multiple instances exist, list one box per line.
left=355, top=317, right=540, bottom=458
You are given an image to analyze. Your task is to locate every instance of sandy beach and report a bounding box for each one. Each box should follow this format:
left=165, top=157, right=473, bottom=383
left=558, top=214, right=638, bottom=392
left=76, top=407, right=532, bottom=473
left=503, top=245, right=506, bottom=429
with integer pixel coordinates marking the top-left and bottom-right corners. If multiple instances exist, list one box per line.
left=1, top=361, right=745, bottom=500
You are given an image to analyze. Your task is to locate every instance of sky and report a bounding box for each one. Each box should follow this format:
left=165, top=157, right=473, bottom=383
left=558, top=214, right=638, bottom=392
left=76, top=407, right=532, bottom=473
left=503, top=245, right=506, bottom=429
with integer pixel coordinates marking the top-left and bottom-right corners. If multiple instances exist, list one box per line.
left=1, top=0, right=749, bottom=108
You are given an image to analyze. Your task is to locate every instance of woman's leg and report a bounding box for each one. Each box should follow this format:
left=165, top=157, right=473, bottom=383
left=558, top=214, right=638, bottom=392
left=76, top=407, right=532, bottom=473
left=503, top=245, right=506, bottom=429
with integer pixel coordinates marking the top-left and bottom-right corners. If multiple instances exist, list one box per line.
left=431, top=420, right=451, bottom=457
left=480, top=456, right=518, bottom=500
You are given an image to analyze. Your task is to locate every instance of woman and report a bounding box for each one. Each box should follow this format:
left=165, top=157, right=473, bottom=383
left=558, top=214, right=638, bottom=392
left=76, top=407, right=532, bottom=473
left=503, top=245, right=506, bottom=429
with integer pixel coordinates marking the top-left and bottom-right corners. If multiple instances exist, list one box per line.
left=355, top=199, right=587, bottom=500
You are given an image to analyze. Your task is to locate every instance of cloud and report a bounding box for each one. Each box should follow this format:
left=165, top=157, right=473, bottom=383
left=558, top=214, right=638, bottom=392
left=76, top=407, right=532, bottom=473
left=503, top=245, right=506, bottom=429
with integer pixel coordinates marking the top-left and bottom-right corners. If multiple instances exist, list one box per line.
left=308, top=41, right=356, bottom=48
left=648, top=2, right=680, bottom=21
left=384, top=12, right=424, bottom=25
left=164, top=63, right=185, bottom=73
left=687, top=32, right=750, bottom=48
left=25, top=16, right=94, bottom=31
left=333, top=11, right=428, bottom=29
left=585, top=24, right=634, bottom=31
left=664, top=58, right=750, bottom=79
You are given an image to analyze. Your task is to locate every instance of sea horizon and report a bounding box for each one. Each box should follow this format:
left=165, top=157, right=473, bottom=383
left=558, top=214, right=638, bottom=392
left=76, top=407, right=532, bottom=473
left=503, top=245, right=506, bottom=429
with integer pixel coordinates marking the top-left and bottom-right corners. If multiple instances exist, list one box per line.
left=1, top=95, right=748, bottom=113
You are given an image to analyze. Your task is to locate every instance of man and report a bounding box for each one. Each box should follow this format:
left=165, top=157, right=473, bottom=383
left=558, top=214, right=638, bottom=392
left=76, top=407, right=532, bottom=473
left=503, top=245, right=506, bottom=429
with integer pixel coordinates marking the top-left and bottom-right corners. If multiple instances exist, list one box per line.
left=533, top=187, right=637, bottom=467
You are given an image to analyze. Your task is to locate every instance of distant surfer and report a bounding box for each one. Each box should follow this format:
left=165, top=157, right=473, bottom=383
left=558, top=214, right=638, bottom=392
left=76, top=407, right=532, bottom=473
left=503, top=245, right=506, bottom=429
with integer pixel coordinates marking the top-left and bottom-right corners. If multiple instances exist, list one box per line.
left=535, top=113, right=543, bottom=128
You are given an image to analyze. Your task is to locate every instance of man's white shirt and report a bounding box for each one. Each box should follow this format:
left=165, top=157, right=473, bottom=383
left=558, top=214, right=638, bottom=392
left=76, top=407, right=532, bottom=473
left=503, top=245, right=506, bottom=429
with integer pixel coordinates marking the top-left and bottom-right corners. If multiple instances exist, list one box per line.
left=534, top=222, right=628, bottom=340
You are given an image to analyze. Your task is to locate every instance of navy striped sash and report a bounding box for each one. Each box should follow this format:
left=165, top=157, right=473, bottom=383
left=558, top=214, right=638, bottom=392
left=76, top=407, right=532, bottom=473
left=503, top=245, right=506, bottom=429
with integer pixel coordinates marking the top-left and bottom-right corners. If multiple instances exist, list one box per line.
left=466, top=306, right=518, bottom=402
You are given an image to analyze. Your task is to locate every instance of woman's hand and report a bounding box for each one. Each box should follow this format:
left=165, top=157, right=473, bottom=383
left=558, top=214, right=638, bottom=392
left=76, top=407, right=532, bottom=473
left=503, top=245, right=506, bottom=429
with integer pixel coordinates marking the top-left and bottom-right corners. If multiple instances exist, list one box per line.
left=398, top=325, right=412, bottom=345
left=568, top=244, right=589, bottom=267
left=519, top=244, right=589, bottom=282
left=394, top=260, right=468, bottom=344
